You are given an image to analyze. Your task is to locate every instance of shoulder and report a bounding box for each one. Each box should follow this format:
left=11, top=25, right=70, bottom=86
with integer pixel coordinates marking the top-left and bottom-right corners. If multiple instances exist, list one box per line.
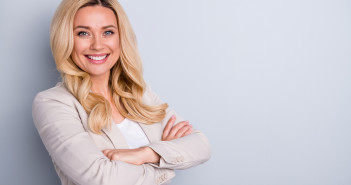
left=32, top=82, right=84, bottom=127
left=32, top=82, right=81, bottom=119
left=33, top=82, right=77, bottom=105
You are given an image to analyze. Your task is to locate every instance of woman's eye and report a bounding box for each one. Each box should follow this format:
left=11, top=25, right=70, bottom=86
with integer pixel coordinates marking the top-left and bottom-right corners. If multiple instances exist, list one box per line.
left=104, top=31, right=114, bottom=36
left=77, top=31, right=89, bottom=36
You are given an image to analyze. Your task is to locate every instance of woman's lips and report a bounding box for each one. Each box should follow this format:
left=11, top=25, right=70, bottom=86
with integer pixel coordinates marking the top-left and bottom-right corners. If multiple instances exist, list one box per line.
left=84, top=54, right=110, bottom=64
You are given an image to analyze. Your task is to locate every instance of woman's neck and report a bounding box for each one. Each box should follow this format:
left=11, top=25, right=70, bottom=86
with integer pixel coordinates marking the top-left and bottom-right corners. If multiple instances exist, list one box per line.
left=90, top=73, right=111, bottom=100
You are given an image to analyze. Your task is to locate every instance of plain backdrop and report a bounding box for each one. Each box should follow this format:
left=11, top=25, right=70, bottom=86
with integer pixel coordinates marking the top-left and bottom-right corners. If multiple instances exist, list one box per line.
left=0, top=0, right=351, bottom=184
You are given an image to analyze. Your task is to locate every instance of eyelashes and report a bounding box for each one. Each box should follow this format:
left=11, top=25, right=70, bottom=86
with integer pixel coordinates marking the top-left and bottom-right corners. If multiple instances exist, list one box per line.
left=76, top=30, right=115, bottom=37
left=77, top=31, right=89, bottom=36
left=104, top=31, right=114, bottom=35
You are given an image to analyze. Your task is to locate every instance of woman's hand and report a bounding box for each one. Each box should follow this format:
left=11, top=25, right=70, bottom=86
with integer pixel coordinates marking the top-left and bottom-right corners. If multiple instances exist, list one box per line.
left=162, top=115, right=193, bottom=141
left=102, top=147, right=160, bottom=165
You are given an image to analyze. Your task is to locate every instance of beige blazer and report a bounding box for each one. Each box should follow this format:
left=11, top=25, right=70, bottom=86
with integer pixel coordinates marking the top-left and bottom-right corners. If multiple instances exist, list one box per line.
left=32, top=82, right=211, bottom=185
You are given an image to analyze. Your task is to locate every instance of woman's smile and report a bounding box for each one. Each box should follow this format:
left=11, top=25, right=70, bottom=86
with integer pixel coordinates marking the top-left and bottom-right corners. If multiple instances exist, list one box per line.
left=85, top=53, right=110, bottom=64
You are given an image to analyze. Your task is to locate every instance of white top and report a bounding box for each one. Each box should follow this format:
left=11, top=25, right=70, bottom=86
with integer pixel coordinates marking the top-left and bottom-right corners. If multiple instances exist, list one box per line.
left=114, top=118, right=150, bottom=149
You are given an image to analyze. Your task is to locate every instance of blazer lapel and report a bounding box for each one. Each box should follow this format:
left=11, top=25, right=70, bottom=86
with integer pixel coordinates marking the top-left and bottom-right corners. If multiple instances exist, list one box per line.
left=138, top=122, right=162, bottom=143
left=102, top=126, right=129, bottom=149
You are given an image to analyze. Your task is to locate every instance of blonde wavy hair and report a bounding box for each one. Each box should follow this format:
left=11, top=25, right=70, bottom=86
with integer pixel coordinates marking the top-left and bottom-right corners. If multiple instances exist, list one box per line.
left=50, top=0, right=168, bottom=134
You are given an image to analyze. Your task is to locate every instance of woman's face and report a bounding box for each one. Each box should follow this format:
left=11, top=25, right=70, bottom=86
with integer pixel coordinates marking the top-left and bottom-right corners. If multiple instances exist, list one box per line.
left=71, top=5, right=120, bottom=78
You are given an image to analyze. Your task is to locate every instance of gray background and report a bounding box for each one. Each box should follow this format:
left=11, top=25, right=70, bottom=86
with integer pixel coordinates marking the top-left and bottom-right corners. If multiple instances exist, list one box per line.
left=0, top=0, right=350, bottom=184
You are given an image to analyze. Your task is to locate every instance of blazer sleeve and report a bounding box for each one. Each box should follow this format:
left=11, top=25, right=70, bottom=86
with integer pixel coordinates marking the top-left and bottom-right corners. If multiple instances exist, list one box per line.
left=144, top=84, right=211, bottom=170
left=32, top=91, right=174, bottom=185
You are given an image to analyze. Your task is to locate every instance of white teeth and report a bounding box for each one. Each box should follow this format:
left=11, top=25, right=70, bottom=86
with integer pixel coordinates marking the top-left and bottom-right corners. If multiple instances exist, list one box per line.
left=87, top=55, right=107, bottom=60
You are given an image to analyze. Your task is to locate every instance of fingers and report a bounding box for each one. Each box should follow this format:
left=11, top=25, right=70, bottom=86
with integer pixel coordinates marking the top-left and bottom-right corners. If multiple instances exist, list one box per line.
left=162, top=115, right=176, bottom=140
left=181, top=126, right=193, bottom=137
left=168, top=121, right=189, bottom=138
left=162, top=120, right=192, bottom=141
left=102, top=149, right=115, bottom=160
left=162, top=115, right=195, bottom=141
left=175, top=124, right=192, bottom=138
left=106, top=150, right=113, bottom=159
left=102, top=149, right=110, bottom=155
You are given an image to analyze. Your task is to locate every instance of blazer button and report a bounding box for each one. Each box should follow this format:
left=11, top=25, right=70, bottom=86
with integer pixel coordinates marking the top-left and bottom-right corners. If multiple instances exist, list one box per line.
left=180, top=156, right=184, bottom=162
left=176, top=156, right=184, bottom=163
left=158, top=173, right=167, bottom=184
left=157, top=177, right=162, bottom=184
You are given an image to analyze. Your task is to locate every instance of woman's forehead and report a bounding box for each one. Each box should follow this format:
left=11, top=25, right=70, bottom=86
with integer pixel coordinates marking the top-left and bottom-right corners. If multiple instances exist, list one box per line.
left=74, top=6, right=117, bottom=27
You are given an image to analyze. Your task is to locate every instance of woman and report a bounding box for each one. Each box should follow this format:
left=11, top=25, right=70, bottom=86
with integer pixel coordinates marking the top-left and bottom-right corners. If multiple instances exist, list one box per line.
left=32, top=0, right=211, bottom=184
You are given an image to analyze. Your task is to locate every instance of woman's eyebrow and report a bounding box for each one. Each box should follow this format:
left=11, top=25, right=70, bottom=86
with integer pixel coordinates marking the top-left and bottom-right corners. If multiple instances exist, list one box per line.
left=103, top=25, right=117, bottom=29
left=74, top=25, right=117, bottom=30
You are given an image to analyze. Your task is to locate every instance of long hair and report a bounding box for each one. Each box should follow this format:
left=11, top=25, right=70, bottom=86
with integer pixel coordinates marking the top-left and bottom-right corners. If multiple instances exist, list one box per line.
left=50, top=0, right=168, bottom=134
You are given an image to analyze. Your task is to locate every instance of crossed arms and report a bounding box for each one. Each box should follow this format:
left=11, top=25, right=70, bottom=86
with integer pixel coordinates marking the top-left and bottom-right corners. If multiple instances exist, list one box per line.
left=32, top=85, right=211, bottom=185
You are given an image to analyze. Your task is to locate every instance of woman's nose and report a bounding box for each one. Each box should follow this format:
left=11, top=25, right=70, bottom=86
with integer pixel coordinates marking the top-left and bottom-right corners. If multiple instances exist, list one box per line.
left=90, top=36, right=104, bottom=50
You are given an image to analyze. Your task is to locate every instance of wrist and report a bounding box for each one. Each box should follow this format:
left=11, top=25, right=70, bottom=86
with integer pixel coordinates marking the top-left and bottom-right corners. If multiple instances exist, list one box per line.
left=140, top=147, right=160, bottom=164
